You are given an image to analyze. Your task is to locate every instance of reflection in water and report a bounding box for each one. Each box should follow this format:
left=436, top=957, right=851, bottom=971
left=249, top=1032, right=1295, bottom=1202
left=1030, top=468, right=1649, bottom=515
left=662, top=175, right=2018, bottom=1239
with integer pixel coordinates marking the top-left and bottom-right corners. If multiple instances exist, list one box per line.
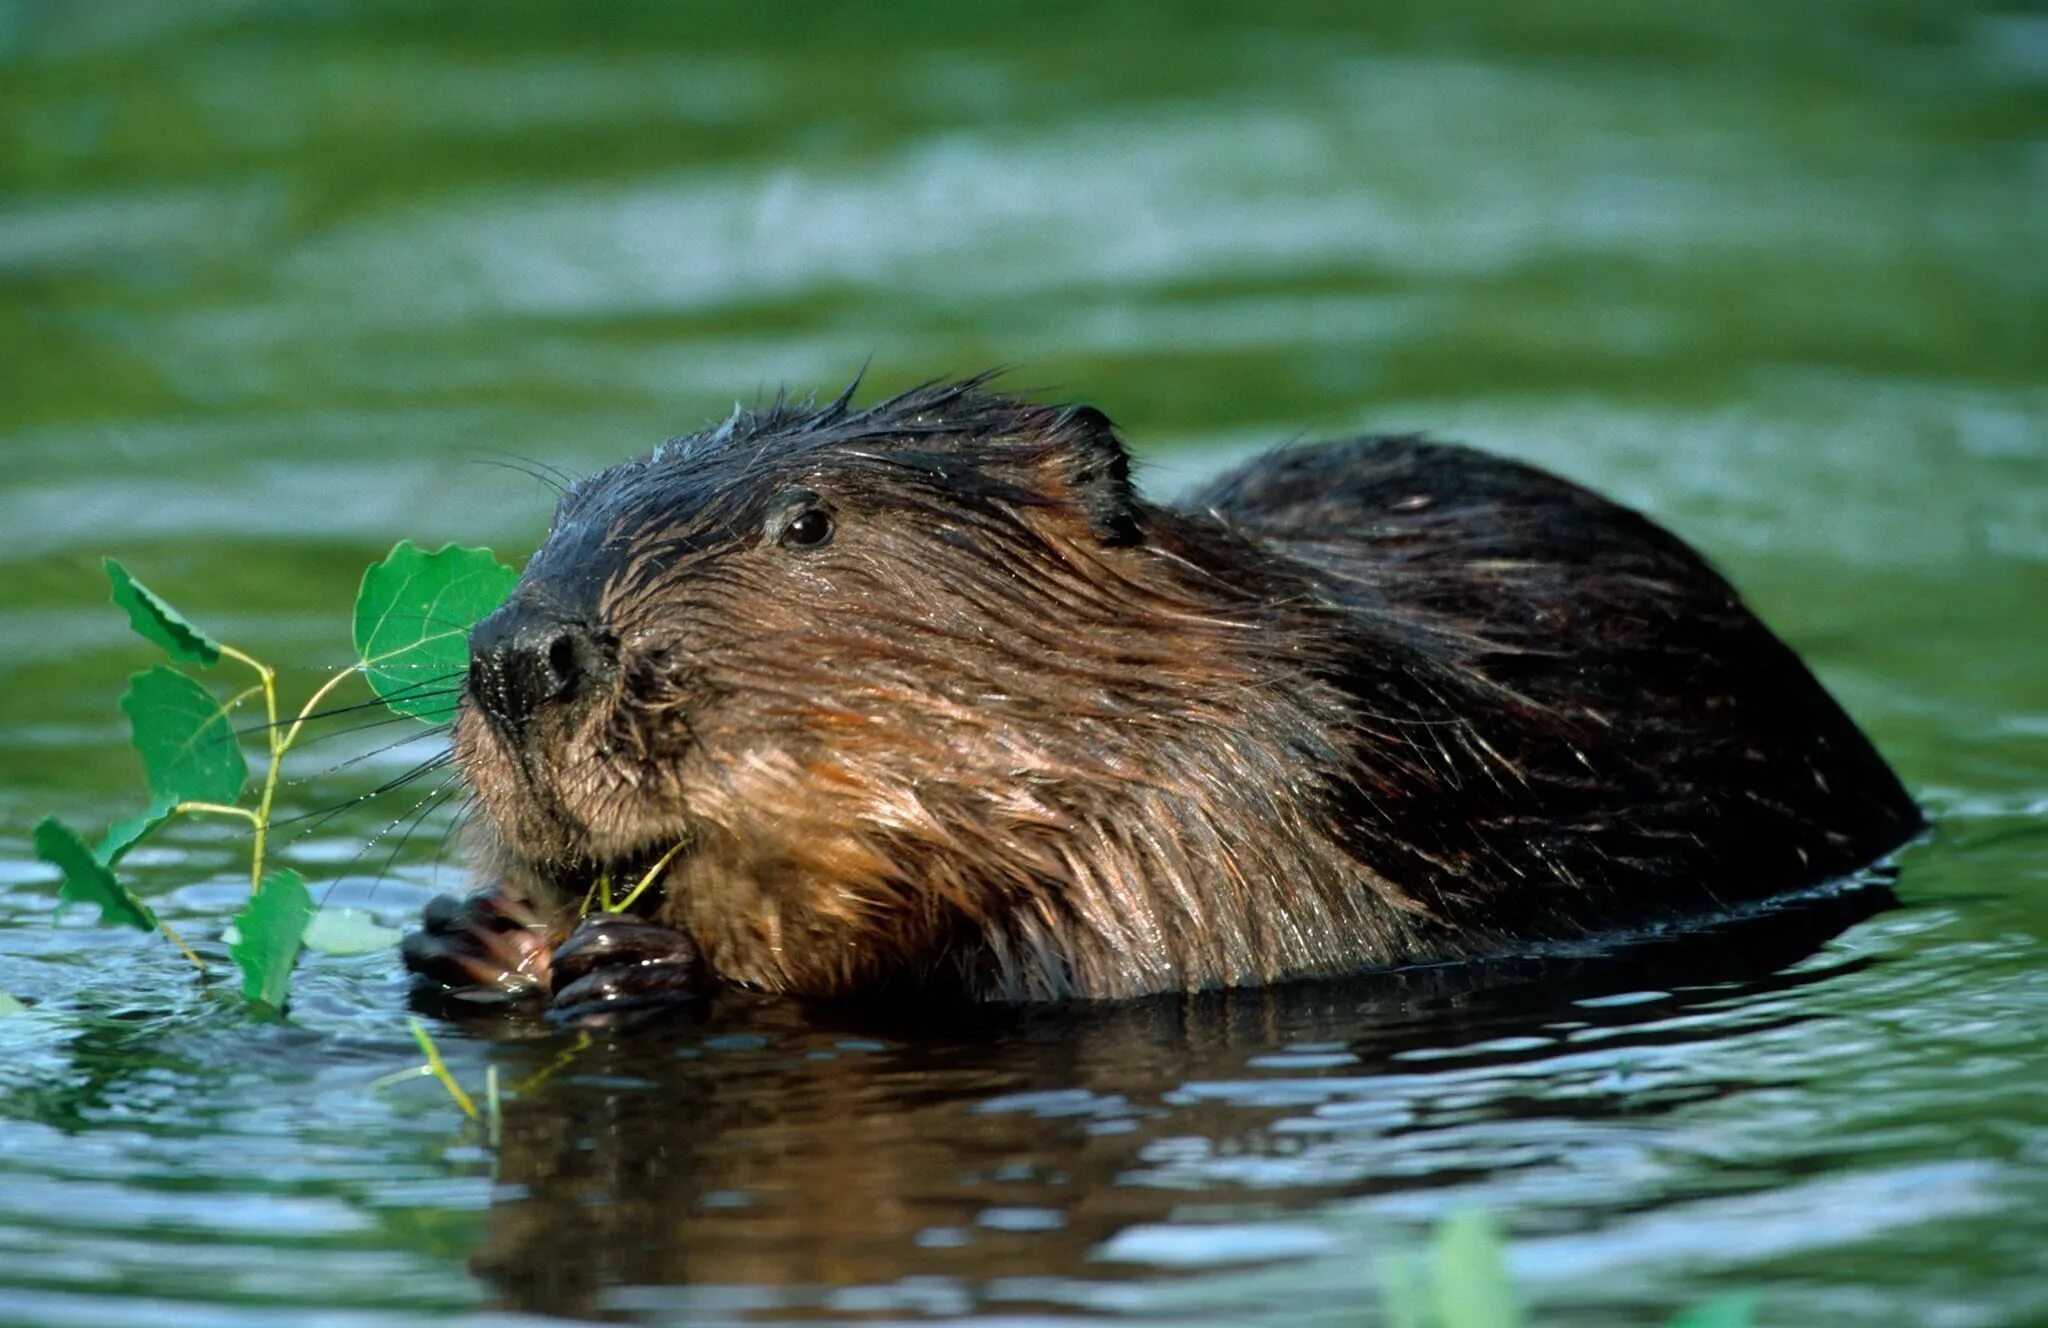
left=466, top=886, right=1889, bottom=1322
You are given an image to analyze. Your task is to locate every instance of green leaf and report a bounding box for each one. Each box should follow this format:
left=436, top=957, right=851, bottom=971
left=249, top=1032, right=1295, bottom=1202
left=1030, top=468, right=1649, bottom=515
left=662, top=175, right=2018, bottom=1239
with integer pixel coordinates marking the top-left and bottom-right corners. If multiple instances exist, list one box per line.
left=1668, top=1293, right=1758, bottom=1328
left=0, top=991, right=25, bottom=1017
left=1431, top=1210, right=1520, bottom=1328
left=105, top=558, right=221, bottom=666
left=302, top=908, right=403, bottom=956
left=231, top=869, right=313, bottom=1009
left=35, top=817, right=157, bottom=931
left=354, top=541, right=519, bottom=723
left=94, top=799, right=175, bottom=867
left=121, top=666, right=247, bottom=807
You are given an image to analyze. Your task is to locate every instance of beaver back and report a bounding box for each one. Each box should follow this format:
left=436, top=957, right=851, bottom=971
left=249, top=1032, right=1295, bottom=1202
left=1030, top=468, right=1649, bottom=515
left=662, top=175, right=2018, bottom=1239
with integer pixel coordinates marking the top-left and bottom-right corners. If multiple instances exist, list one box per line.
left=1184, top=435, right=1922, bottom=949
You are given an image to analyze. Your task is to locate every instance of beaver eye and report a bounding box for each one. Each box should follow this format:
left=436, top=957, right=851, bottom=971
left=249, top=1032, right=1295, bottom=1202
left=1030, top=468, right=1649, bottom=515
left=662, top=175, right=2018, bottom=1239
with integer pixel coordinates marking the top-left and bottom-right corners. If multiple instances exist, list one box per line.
left=780, top=508, right=834, bottom=549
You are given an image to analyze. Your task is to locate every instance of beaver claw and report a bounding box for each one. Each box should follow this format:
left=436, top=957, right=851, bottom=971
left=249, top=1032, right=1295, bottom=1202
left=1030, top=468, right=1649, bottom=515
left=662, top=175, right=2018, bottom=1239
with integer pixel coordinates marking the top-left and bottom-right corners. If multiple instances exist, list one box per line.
left=546, top=913, right=702, bottom=1018
left=403, top=893, right=702, bottom=1016
left=400, top=891, right=553, bottom=1003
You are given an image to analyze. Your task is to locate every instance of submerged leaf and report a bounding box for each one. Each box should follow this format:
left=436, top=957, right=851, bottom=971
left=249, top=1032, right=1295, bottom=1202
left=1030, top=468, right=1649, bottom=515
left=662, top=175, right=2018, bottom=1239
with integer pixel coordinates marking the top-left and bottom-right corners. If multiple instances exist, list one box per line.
left=231, top=869, right=313, bottom=1009
left=1668, top=1294, right=1758, bottom=1328
left=35, top=817, right=157, bottom=931
left=354, top=541, right=519, bottom=722
left=0, top=991, right=25, bottom=1017
left=121, top=666, right=248, bottom=808
left=302, top=908, right=403, bottom=956
left=1431, top=1210, right=1519, bottom=1328
left=105, top=558, right=221, bottom=666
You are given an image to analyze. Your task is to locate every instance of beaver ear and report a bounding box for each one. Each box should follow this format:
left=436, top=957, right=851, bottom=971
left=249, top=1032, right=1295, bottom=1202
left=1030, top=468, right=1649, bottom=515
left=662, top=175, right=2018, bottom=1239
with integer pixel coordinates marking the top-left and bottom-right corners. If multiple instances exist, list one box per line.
left=1039, top=406, right=1142, bottom=547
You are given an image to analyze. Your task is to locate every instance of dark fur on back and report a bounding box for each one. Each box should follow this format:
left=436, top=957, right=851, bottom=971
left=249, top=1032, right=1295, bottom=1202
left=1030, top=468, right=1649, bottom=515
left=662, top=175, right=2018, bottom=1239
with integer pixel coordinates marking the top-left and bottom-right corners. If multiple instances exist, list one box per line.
left=452, top=378, right=1922, bottom=1001
left=1191, top=438, right=1920, bottom=948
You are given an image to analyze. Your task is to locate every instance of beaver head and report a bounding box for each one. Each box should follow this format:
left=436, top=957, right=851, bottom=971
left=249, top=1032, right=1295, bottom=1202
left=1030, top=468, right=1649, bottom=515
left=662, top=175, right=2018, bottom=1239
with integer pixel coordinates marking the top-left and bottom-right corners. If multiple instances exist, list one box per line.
left=454, top=380, right=1343, bottom=998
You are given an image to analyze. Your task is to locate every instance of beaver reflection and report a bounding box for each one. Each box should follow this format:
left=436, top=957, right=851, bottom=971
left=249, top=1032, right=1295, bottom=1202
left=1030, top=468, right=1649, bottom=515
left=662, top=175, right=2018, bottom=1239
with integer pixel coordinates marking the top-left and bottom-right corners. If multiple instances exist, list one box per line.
left=465, top=885, right=1889, bottom=1321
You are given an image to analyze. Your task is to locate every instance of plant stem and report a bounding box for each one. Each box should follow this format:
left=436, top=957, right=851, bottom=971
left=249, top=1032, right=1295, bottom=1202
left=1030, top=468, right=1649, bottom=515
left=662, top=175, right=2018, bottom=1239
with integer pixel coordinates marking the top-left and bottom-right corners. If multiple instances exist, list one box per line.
left=203, top=652, right=366, bottom=901
left=366, top=1065, right=434, bottom=1094
left=408, top=1018, right=479, bottom=1122
left=608, top=840, right=688, bottom=914
left=235, top=662, right=361, bottom=895
left=279, top=664, right=363, bottom=755
left=175, top=801, right=264, bottom=826
left=218, top=645, right=279, bottom=894
left=157, top=918, right=207, bottom=970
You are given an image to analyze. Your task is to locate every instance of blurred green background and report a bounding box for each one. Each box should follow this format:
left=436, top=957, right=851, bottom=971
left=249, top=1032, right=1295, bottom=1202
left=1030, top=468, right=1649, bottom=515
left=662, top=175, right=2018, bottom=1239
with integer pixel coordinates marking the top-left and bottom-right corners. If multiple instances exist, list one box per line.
left=1, top=2, right=2044, bottom=1325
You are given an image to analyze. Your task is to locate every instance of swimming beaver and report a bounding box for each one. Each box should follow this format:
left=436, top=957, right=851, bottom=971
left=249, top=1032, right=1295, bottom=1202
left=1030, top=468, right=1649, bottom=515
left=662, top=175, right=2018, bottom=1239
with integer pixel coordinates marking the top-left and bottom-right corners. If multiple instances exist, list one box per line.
left=402, top=379, right=1921, bottom=1009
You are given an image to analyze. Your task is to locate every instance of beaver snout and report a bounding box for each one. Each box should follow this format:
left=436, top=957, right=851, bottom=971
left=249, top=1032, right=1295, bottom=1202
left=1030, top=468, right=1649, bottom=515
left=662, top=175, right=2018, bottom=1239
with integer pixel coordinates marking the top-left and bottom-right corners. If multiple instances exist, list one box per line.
left=467, top=600, right=618, bottom=736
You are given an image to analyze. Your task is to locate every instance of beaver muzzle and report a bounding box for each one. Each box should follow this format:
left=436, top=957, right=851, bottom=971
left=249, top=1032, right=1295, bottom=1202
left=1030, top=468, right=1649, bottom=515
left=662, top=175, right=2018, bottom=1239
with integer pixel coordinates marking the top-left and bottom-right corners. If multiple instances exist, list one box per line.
left=467, top=597, right=618, bottom=741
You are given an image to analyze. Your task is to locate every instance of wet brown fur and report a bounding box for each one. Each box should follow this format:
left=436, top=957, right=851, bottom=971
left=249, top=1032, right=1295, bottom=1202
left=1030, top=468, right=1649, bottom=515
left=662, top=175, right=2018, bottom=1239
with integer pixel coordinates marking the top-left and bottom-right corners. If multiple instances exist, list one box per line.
left=452, top=378, right=1922, bottom=1001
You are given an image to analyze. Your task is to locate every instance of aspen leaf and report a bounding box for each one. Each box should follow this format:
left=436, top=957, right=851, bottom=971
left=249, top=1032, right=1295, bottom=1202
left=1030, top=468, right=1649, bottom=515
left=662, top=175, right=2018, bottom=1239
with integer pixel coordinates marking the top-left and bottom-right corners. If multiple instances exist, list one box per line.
left=36, top=817, right=157, bottom=932
left=354, top=542, right=518, bottom=722
left=121, top=667, right=247, bottom=807
left=105, top=558, right=221, bottom=666
left=231, top=869, right=313, bottom=1009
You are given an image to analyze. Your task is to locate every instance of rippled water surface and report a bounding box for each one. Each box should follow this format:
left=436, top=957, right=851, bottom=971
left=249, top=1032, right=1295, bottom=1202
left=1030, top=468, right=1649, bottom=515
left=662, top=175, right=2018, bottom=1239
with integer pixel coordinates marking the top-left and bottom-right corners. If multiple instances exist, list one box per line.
left=3, top=2, right=2045, bottom=1324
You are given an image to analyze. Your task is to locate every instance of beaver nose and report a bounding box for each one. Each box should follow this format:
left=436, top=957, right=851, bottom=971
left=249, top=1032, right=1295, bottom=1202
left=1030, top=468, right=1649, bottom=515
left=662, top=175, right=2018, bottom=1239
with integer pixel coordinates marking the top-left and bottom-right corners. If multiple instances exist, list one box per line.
left=467, top=602, right=613, bottom=733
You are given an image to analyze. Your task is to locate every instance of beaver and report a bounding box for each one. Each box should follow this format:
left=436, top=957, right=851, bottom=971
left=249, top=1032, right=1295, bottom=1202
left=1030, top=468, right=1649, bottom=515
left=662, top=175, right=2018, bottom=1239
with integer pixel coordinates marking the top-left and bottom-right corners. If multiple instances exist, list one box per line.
left=401, top=378, right=1921, bottom=1011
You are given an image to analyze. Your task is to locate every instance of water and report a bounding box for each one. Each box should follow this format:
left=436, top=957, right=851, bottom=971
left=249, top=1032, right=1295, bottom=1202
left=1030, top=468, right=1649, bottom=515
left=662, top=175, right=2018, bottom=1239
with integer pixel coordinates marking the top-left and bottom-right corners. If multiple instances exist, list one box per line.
left=2, top=1, right=2044, bottom=1323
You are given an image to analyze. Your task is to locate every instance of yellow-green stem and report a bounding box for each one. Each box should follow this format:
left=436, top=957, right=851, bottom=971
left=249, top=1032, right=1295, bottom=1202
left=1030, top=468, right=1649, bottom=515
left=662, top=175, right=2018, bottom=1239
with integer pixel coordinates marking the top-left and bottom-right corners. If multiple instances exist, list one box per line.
left=158, top=918, right=206, bottom=971
left=280, top=664, right=363, bottom=755
left=218, top=645, right=279, bottom=894
left=408, top=1018, right=479, bottom=1122
left=608, top=840, right=688, bottom=915
left=366, top=1065, right=434, bottom=1094
left=246, top=663, right=361, bottom=894
left=175, top=801, right=263, bottom=826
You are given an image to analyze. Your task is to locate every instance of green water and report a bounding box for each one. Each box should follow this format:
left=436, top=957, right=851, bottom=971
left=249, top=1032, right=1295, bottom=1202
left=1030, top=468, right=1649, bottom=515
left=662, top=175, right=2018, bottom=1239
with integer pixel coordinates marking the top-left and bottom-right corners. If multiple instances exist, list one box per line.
left=2, top=2, right=2045, bottom=1324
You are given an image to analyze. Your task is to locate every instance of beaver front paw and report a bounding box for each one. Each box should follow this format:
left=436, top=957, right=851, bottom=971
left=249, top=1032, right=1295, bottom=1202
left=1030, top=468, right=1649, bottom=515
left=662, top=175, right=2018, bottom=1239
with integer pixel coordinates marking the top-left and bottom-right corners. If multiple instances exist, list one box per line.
left=546, top=913, right=702, bottom=1018
left=400, top=890, right=554, bottom=1003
